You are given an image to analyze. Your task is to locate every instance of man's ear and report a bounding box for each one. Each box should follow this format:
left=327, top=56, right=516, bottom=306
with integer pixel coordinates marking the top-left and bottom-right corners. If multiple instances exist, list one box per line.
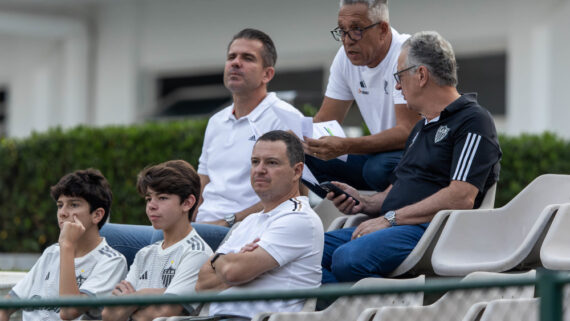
left=262, top=66, right=275, bottom=84
left=182, top=195, right=197, bottom=212
left=293, top=162, right=304, bottom=182
left=91, top=208, right=105, bottom=225
left=418, top=65, right=430, bottom=87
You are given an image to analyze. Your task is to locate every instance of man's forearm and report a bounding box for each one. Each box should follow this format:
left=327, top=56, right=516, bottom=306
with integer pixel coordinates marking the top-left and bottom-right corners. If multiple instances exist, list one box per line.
left=196, top=260, right=231, bottom=292
left=0, top=308, right=15, bottom=321
left=394, top=181, right=478, bottom=225
left=102, top=305, right=138, bottom=321
left=344, top=125, right=410, bottom=154
left=131, top=304, right=183, bottom=321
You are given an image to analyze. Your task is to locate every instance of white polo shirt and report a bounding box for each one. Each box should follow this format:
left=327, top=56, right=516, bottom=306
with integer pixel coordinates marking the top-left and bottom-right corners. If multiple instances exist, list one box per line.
left=196, top=92, right=302, bottom=222
left=325, top=28, right=409, bottom=135
left=209, top=196, right=324, bottom=318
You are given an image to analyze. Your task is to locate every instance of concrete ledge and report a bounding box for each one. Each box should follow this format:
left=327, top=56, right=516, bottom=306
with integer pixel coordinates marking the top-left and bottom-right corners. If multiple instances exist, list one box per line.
left=0, top=253, right=40, bottom=271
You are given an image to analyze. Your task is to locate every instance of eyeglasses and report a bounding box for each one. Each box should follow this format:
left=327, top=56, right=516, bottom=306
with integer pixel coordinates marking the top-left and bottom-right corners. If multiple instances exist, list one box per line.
left=393, top=65, right=418, bottom=84
left=330, top=22, right=380, bottom=42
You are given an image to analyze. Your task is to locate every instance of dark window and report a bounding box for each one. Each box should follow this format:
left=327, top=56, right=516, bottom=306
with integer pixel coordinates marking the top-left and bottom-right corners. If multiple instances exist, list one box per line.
left=154, top=68, right=324, bottom=118
left=0, top=89, right=7, bottom=137
left=456, top=53, right=506, bottom=115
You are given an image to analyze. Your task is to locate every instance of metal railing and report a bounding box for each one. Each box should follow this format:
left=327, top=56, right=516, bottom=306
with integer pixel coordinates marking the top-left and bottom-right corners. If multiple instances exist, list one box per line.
left=0, top=269, right=568, bottom=321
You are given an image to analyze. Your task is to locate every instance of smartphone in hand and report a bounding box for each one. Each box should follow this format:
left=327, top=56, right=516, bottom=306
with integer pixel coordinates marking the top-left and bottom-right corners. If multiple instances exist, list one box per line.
left=319, top=181, right=360, bottom=205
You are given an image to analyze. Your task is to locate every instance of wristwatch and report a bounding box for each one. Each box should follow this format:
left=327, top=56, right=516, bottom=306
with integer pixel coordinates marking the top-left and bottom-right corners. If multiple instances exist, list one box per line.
left=210, top=252, right=225, bottom=271
left=224, top=214, right=236, bottom=227
left=383, top=210, right=397, bottom=226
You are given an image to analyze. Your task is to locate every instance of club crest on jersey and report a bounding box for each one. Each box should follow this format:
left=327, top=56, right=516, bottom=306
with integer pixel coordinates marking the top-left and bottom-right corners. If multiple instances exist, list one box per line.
left=435, top=125, right=450, bottom=143
left=358, top=80, right=369, bottom=94
left=76, top=274, right=87, bottom=288
left=162, top=266, right=176, bottom=287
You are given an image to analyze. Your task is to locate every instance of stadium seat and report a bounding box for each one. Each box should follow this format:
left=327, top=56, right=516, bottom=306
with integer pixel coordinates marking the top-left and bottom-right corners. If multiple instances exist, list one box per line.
left=540, top=203, right=570, bottom=270
left=256, top=275, right=425, bottom=321
left=473, top=298, right=539, bottom=321
left=432, top=174, right=570, bottom=276
left=353, top=182, right=495, bottom=278
left=363, top=270, right=535, bottom=321
left=314, top=190, right=375, bottom=232
left=312, top=198, right=346, bottom=232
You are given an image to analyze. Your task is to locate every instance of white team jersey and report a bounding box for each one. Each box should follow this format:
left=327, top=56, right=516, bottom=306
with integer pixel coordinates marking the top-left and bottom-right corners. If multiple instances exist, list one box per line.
left=125, top=228, right=212, bottom=297
left=11, top=238, right=127, bottom=321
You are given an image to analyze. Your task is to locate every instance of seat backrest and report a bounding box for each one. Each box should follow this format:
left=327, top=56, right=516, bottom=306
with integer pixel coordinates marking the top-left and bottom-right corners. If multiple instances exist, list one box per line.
left=320, top=275, right=425, bottom=320
left=387, top=182, right=497, bottom=278
left=540, top=203, right=570, bottom=270
left=372, top=270, right=535, bottom=321
left=313, top=198, right=346, bottom=232
left=479, top=298, right=539, bottom=321
left=501, top=174, right=570, bottom=227
left=479, top=182, right=497, bottom=209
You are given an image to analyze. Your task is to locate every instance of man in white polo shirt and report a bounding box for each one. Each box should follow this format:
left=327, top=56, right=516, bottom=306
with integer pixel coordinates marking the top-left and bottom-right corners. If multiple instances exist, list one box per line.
left=303, top=0, right=421, bottom=197
left=196, top=130, right=324, bottom=320
left=194, top=28, right=303, bottom=228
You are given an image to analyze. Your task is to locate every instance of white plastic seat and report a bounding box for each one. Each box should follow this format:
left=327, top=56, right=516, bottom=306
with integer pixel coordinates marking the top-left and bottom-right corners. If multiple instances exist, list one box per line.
left=366, top=270, right=535, bottom=321
left=317, top=190, right=376, bottom=232
left=475, top=298, right=539, bottom=321
left=540, top=203, right=570, bottom=270
left=312, top=198, right=347, bottom=232
left=388, top=183, right=496, bottom=277
left=432, top=174, right=570, bottom=276
left=260, top=275, right=425, bottom=321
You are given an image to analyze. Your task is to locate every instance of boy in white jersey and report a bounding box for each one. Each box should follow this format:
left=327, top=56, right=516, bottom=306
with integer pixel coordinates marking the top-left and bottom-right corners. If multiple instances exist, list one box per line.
left=102, top=160, right=213, bottom=321
left=0, top=169, right=128, bottom=321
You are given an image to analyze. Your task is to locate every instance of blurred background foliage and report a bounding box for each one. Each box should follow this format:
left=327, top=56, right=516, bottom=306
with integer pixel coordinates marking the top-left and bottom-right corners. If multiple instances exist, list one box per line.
left=1, top=117, right=569, bottom=252
left=0, top=119, right=207, bottom=252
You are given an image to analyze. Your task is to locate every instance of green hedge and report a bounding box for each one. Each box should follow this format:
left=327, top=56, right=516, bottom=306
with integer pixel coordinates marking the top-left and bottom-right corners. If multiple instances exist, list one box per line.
left=0, top=119, right=208, bottom=252
left=495, top=132, right=570, bottom=207
left=1, top=121, right=570, bottom=253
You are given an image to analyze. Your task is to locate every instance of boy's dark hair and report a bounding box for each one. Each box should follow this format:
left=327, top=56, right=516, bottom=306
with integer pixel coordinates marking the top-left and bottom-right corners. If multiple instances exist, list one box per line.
left=50, top=169, right=112, bottom=230
left=228, top=28, right=277, bottom=67
left=136, top=160, right=201, bottom=220
left=256, top=130, right=305, bottom=166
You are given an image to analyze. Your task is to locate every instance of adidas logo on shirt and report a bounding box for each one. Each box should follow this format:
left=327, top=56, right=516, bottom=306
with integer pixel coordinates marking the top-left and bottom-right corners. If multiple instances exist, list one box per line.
left=139, top=271, right=148, bottom=280
left=248, top=135, right=256, bottom=141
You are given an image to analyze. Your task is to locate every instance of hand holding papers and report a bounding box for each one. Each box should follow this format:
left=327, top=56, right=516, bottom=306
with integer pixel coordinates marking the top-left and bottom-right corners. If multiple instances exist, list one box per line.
left=309, top=121, right=348, bottom=162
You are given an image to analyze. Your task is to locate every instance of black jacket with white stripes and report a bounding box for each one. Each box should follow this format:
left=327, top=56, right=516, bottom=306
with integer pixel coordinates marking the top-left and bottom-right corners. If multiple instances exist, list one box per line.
left=380, top=93, right=502, bottom=215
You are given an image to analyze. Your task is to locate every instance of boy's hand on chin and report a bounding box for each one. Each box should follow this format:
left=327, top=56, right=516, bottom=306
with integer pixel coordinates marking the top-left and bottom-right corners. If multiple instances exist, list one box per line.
left=59, top=214, right=86, bottom=246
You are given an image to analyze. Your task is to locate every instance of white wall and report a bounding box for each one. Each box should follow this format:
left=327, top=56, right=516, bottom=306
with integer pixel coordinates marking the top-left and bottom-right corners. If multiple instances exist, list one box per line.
left=1, top=0, right=570, bottom=138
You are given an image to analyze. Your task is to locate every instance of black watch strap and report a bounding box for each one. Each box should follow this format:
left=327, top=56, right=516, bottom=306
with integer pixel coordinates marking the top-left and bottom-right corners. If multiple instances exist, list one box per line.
left=210, top=252, right=225, bottom=270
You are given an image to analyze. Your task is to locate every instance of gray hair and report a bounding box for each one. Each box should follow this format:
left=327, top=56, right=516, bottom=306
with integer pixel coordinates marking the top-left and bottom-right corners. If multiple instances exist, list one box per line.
left=402, top=31, right=458, bottom=87
left=340, top=0, right=389, bottom=23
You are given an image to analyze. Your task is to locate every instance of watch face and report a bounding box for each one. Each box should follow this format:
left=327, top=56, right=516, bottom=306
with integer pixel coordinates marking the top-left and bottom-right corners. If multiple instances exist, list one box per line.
left=385, top=211, right=396, bottom=225
left=224, top=214, right=236, bottom=226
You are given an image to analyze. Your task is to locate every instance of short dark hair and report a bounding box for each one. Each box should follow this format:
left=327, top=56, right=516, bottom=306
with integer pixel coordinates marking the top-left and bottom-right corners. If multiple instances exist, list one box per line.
left=136, top=160, right=201, bottom=220
left=228, top=28, right=277, bottom=68
left=256, top=130, right=304, bottom=166
left=50, top=169, right=112, bottom=230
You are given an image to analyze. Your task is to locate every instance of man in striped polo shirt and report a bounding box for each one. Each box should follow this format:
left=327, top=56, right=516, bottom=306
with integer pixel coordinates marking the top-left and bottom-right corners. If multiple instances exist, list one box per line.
left=322, top=31, right=501, bottom=283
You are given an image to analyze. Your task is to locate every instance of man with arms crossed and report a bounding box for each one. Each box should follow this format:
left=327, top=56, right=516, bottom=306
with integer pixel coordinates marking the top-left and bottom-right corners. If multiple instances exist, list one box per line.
left=322, top=31, right=502, bottom=283
left=196, top=130, right=323, bottom=320
left=304, top=0, right=421, bottom=196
